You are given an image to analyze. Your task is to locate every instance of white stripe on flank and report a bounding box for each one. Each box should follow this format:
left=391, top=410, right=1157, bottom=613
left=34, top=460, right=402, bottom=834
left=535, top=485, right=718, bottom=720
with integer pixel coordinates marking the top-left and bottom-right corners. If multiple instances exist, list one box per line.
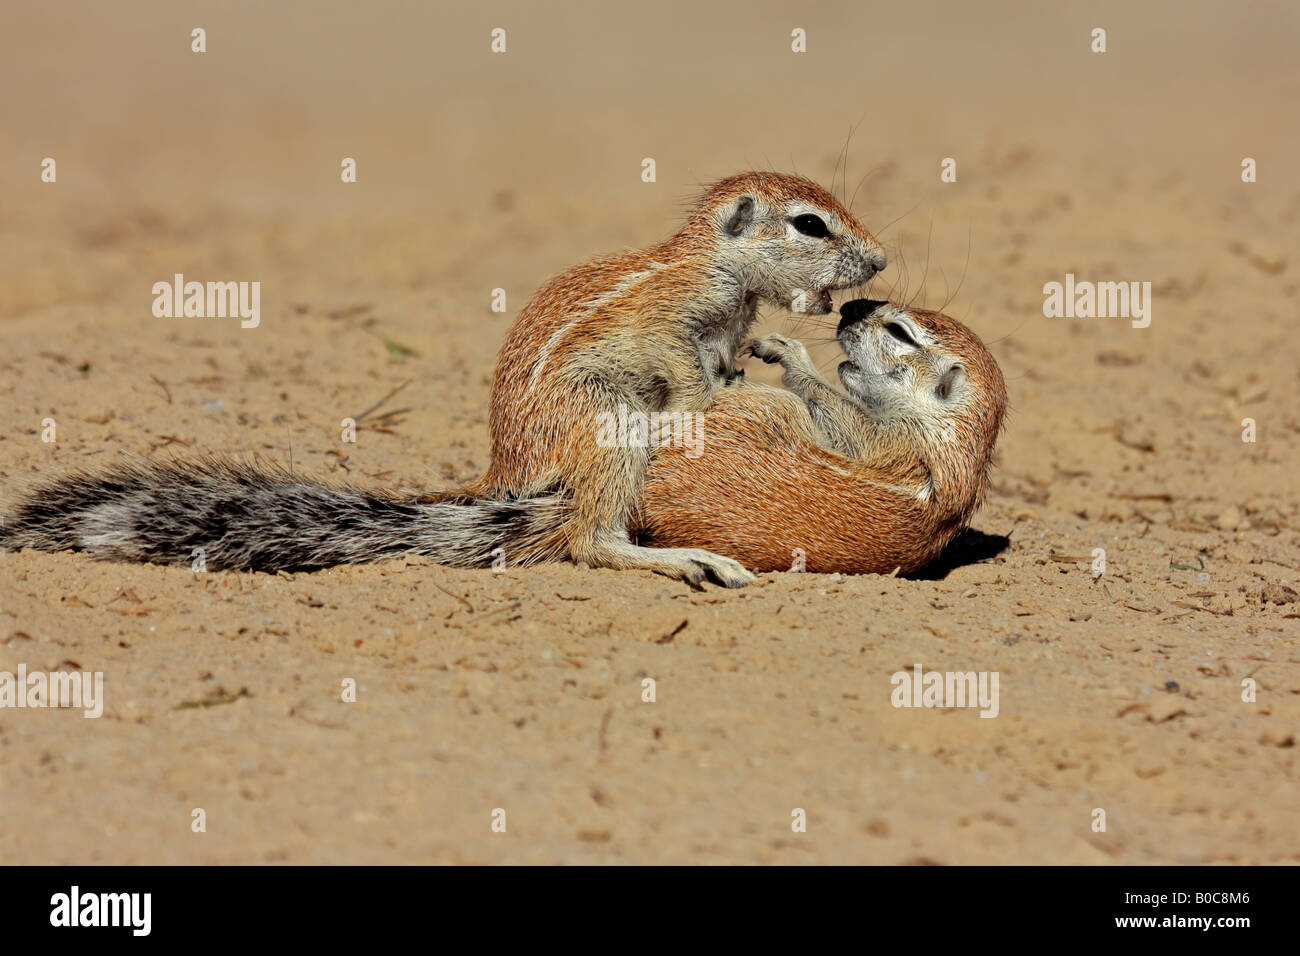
left=528, top=321, right=577, bottom=393
left=526, top=264, right=665, bottom=393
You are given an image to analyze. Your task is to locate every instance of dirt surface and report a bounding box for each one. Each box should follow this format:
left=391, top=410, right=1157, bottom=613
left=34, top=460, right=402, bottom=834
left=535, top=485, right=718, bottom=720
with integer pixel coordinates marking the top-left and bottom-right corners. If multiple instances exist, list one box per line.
left=1, top=1, right=1297, bottom=864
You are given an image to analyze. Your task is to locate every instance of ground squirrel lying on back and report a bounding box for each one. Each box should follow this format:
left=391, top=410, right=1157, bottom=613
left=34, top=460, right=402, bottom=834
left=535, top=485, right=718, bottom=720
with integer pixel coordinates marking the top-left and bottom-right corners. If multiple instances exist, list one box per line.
left=635, top=299, right=1008, bottom=573
left=2, top=173, right=888, bottom=585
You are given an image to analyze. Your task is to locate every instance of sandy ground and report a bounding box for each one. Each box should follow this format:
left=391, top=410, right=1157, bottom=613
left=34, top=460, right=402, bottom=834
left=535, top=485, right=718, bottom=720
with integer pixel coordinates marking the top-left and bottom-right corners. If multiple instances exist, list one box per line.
left=1, top=0, right=1297, bottom=864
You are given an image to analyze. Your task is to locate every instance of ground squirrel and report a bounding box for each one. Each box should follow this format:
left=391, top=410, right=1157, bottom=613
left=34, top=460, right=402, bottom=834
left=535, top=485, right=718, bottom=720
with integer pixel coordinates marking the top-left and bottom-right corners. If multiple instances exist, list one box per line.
left=635, top=299, right=1008, bottom=573
left=461, top=171, right=886, bottom=586
left=2, top=173, right=890, bottom=585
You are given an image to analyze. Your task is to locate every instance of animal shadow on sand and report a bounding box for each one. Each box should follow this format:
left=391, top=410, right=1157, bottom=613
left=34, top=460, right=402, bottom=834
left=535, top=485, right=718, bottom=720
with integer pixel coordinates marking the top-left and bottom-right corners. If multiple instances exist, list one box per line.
left=905, top=528, right=1011, bottom=581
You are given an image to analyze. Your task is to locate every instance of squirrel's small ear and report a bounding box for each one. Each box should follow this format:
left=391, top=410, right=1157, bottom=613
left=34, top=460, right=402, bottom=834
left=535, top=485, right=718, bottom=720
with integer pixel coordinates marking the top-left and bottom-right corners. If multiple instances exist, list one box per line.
left=936, top=364, right=964, bottom=401
left=724, top=196, right=755, bottom=236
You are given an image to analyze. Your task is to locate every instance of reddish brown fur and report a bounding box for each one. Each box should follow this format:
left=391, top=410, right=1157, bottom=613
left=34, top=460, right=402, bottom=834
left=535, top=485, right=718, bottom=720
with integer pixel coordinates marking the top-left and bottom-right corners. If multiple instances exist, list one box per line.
left=635, top=307, right=1008, bottom=574
left=459, top=172, right=885, bottom=584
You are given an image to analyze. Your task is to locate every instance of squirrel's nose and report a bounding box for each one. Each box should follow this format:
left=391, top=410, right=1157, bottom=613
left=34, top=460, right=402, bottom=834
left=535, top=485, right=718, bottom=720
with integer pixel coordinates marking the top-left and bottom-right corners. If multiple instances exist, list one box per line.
left=838, top=298, right=890, bottom=333
left=837, top=303, right=889, bottom=340
left=839, top=298, right=889, bottom=321
left=869, top=250, right=887, bottom=273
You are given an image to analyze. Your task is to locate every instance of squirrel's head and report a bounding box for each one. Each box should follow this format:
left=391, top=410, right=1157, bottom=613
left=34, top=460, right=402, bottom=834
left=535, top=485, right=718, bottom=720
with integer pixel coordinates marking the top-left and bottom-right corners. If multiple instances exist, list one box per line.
left=686, top=172, right=886, bottom=315
left=835, top=299, right=1007, bottom=507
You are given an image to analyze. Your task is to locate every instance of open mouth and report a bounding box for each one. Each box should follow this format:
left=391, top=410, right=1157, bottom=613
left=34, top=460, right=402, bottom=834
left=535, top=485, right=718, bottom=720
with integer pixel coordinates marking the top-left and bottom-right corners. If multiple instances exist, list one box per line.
left=834, top=300, right=896, bottom=392
left=836, top=331, right=888, bottom=381
left=812, top=289, right=833, bottom=314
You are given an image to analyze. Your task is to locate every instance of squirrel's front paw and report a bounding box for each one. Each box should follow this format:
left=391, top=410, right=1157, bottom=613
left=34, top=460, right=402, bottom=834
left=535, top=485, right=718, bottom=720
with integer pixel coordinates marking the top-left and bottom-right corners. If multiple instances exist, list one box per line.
left=745, top=334, right=814, bottom=372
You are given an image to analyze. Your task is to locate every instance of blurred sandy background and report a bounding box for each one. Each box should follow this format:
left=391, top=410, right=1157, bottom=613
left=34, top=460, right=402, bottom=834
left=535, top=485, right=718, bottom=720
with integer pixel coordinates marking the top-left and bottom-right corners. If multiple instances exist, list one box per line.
left=1, top=0, right=1297, bottom=863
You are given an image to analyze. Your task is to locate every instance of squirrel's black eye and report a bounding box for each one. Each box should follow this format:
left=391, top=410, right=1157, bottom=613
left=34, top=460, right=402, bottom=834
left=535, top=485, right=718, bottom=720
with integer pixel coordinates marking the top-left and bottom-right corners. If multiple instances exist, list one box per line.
left=791, top=214, right=831, bottom=239
left=885, top=322, right=919, bottom=348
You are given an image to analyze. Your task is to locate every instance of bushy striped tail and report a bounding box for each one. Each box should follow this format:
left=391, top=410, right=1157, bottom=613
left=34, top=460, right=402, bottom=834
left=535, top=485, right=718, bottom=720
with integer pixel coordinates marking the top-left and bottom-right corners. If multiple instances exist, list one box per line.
left=1, top=457, right=569, bottom=572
